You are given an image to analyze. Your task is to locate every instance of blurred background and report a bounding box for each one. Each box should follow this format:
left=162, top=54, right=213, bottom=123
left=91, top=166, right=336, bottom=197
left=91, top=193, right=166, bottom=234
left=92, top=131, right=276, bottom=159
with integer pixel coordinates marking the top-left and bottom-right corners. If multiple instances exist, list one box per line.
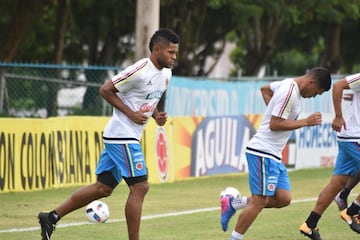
left=0, top=0, right=359, bottom=117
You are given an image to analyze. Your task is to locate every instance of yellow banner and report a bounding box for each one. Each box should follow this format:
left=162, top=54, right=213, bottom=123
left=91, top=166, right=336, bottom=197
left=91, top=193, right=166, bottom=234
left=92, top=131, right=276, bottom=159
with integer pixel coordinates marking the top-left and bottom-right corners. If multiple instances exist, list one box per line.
left=0, top=115, right=263, bottom=192
left=0, top=117, right=109, bottom=192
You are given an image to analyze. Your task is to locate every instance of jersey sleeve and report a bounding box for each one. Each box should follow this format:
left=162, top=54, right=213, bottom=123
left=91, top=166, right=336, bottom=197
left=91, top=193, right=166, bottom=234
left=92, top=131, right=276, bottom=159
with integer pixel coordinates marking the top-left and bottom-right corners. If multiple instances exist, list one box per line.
left=111, top=59, right=149, bottom=92
left=346, top=73, right=360, bottom=92
left=270, top=80, right=282, bottom=92
left=271, top=81, right=297, bottom=119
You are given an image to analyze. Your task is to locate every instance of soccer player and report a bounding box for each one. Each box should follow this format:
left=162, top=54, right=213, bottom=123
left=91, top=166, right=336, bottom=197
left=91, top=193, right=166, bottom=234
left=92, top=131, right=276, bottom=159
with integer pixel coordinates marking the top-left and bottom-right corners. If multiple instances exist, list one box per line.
left=38, top=28, right=179, bottom=240
left=221, top=67, right=332, bottom=240
left=220, top=78, right=291, bottom=232
left=300, top=73, right=360, bottom=240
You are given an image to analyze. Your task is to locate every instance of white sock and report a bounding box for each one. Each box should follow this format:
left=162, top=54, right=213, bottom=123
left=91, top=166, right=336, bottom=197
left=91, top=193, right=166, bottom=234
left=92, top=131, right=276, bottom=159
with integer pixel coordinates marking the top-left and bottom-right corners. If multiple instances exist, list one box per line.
left=230, top=230, right=244, bottom=240
left=232, top=196, right=248, bottom=210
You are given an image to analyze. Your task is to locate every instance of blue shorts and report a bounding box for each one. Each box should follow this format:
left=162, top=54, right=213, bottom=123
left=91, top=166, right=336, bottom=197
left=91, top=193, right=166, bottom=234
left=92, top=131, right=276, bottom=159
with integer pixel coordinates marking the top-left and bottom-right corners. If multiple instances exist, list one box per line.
left=334, top=141, right=360, bottom=176
left=95, top=143, right=147, bottom=184
left=246, top=152, right=291, bottom=196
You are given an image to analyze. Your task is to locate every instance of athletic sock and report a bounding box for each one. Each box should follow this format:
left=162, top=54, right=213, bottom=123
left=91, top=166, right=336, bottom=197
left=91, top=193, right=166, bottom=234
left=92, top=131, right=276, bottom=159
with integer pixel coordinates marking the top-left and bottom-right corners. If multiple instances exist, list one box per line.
left=347, top=200, right=360, bottom=216
left=231, top=230, right=243, bottom=240
left=49, top=210, right=60, bottom=224
left=232, top=196, right=248, bottom=210
left=340, top=188, right=351, bottom=200
left=306, top=211, right=321, bottom=229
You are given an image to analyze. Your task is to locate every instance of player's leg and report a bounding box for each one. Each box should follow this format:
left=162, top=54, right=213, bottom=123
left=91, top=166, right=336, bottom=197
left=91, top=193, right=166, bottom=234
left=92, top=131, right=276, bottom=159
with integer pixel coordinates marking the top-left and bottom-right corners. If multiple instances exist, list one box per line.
left=299, top=175, right=347, bottom=240
left=337, top=141, right=360, bottom=233
left=312, top=175, right=348, bottom=215
left=299, top=178, right=348, bottom=239
left=55, top=175, right=115, bottom=217
left=124, top=177, right=149, bottom=240
left=232, top=194, right=267, bottom=236
left=38, top=147, right=119, bottom=240
left=229, top=155, right=283, bottom=239
left=341, top=192, right=360, bottom=233
left=300, top=141, right=357, bottom=239
left=220, top=152, right=260, bottom=233
left=266, top=163, right=291, bottom=208
left=335, top=170, right=360, bottom=210
left=115, top=143, right=149, bottom=240
left=220, top=190, right=249, bottom=232
left=266, top=189, right=291, bottom=208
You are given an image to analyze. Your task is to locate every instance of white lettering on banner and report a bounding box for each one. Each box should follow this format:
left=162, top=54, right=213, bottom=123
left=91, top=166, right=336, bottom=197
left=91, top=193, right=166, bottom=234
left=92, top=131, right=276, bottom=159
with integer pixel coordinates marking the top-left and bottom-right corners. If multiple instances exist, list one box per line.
left=294, top=116, right=338, bottom=169
left=169, top=87, right=239, bottom=116
left=231, top=91, right=239, bottom=115
left=297, top=123, right=337, bottom=149
left=192, top=118, right=251, bottom=176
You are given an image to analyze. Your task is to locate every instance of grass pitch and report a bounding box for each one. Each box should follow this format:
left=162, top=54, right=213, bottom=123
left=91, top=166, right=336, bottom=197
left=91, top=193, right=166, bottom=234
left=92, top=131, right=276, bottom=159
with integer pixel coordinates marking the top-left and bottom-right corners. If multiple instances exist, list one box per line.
left=0, top=167, right=359, bottom=239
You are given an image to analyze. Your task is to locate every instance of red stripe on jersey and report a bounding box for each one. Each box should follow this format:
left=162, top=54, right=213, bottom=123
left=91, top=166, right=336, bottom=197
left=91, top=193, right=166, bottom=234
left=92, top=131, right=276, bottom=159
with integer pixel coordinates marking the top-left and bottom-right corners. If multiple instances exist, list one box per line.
left=278, top=82, right=295, bottom=116
left=347, top=74, right=360, bottom=84
left=112, top=60, right=149, bottom=85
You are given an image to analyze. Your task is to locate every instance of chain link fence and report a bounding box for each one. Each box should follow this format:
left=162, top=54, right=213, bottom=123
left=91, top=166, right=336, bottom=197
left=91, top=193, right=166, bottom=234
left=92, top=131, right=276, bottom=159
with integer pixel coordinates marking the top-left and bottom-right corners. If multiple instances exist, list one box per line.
left=0, top=63, right=123, bottom=118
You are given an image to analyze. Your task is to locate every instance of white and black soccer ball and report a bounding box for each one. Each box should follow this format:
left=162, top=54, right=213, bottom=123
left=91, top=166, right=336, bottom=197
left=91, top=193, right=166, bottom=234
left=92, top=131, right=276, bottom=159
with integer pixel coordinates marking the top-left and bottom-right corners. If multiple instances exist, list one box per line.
left=85, top=200, right=110, bottom=223
left=220, top=187, right=241, bottom=200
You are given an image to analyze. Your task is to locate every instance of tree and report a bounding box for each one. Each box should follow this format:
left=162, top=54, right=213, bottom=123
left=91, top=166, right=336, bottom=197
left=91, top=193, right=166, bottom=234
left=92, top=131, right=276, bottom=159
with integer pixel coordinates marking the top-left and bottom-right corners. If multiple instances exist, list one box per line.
left=46, top=0, right=71, bottom=116
left=71, top=0, right=136, bottom=115
left=0, top=0, right=42, bottom=62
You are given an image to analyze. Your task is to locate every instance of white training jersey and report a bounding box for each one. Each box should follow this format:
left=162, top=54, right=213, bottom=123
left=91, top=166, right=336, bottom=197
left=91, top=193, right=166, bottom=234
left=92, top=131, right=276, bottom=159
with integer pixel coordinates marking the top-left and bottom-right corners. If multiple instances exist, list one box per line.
left=246, top=78, right=300, bottom=161
left=337, top=73, right=360, bottom=141
left=103, top=58, right=172, bottom=144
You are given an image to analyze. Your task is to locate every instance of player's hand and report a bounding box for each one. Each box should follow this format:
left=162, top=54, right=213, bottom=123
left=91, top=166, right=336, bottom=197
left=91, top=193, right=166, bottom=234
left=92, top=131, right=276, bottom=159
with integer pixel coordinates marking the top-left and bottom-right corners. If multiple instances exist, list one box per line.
left=130, top=111, right=148, bottom=125
left=332, top=116, right=346, bottom=132
left=305, top=112, right=322, bottom=126
left=153, top=111, right=167, bottom=126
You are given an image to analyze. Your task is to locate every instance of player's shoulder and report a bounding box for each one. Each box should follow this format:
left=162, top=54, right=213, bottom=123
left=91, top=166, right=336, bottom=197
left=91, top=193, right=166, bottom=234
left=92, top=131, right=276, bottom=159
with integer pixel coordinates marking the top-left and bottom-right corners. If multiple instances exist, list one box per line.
left=132, top=58, right=151, bottom=69
left=272, top=78, right=295, bottom=92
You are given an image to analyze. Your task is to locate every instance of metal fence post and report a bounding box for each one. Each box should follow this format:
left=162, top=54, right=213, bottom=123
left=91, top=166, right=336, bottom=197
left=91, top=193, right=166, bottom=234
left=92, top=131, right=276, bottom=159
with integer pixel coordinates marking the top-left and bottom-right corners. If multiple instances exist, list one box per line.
left=0, top=71, right=5, bottom=113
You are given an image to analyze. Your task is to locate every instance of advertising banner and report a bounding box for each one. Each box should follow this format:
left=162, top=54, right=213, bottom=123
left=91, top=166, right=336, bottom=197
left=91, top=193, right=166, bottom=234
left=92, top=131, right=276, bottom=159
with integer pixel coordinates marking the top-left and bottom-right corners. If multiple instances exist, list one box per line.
left=0, top=113, right=339, bottom=193
left=294, top=113, right=338, bottom=169
left=142, top=119, right=175, bottom=184
left=0, top=117, right=109, bottom=192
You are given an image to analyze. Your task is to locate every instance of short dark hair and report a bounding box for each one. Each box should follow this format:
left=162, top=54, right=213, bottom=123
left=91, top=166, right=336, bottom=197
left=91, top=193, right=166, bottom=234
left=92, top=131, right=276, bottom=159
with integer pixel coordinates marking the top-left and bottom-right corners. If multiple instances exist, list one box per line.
left=149, top=28, right=180, bottom=52
left=307, top=67, right=332, bottom=91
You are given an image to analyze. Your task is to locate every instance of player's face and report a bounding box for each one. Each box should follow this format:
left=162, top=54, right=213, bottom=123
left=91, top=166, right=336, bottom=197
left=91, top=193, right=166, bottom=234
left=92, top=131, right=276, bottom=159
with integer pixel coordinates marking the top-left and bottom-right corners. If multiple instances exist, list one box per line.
left=157, top=42, right=179, bottom=69
left=302, top=83, right=325, bottom=98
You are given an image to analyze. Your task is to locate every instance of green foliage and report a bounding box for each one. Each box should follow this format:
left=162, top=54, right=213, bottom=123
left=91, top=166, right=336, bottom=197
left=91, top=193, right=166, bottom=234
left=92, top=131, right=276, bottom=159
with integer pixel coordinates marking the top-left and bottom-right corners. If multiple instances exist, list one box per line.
left=1, top=0, right=360, bottom=78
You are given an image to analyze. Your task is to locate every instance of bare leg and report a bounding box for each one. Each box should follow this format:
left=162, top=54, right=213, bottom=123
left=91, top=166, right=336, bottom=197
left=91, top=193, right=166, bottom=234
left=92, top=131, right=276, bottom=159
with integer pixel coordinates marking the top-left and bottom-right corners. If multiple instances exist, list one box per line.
left=55, top=181, right=113, bottom=217
left=235, top=190, right=291, bottom=234
left=266, top=189, right=292, bottom=208
left=345, top=170, right=360, bottom=190
left=313, top=175, right=348, bottom=215
left=338, top=170, right=360, bottom=203
left=125, top=181, right=149, bottom=240
left=234, top=195, right=264, bottom=234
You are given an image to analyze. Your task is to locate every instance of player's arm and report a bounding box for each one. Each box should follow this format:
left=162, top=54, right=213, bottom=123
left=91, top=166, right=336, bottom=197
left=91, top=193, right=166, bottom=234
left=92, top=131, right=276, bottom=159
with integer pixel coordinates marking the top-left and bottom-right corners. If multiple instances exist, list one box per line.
left=260, top=84, right=273, bottom=106
left=99, top=80, right=147, bottom=124
left=152, top=109, right=167, bottom=126
left=152, top=93, right=167, bottom=126
left=269, top=112, right=322, bottom=131
left=332, top=78, right=350, bottom=132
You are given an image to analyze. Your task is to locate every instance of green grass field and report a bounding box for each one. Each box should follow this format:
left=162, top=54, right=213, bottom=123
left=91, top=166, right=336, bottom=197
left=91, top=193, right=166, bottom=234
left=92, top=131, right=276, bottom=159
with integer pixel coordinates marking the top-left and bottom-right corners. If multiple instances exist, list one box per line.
left=0, top=167, right=359, bottom=240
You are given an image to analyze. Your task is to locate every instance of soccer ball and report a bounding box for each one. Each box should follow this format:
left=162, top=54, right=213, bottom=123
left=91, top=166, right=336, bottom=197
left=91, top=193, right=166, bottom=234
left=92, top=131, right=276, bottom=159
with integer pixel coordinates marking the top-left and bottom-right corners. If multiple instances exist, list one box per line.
left=85, top=200, right=110, bottom=223
left=220, top=187, right=241, bottom=200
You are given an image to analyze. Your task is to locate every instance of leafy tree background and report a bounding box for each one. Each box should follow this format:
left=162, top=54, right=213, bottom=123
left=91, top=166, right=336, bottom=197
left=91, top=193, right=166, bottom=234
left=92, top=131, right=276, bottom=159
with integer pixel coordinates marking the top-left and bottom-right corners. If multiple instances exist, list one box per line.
left=1, top=0, right=360, bottom=116
left=2, top=0, right=360, bottom=75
